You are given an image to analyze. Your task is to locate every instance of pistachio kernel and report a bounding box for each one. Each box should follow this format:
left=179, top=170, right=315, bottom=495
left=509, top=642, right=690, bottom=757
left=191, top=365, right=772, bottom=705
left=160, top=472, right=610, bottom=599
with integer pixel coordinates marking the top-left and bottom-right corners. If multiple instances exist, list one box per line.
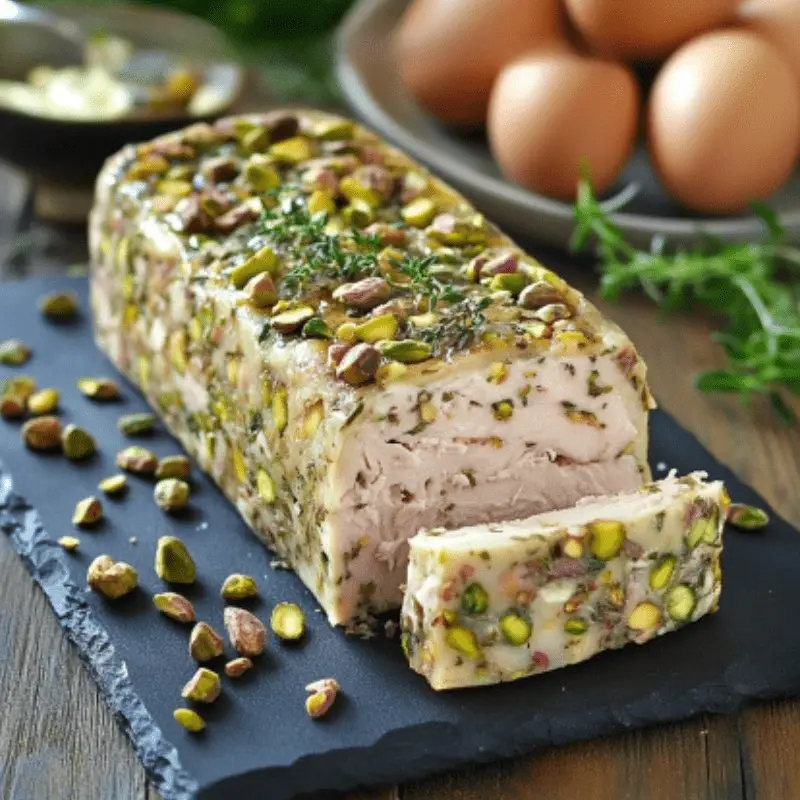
left=27, top=388, right=59, bottom=415
left=270, top=602, right=306, bottom=641
left=0, top=339, right=31, bottom=366
left=61, top=424, right=96, bottom=460
left=98, top=474, right=128, bottom=496
left=401, top=197, right=437, bottom=228
left=77, top=377, right=120, bottom=400
left=336, top=342, right=380, bottom=386
left=181, top=668, right=221, bottom=704
left=271, top=306, right=315, bottom=334
left=154, top=478, right=191, bottom=512
left=118, top=412, right=156, bottom=436
left=564, top=618, right=588, bottom=636
left=189, top=622, right=225, bottom=662
left=332, top=276, right=391, bottom=310
left=1, top=375, right=36, bottom=401
left=116, top=446, right=158, bottom=475
left=588, top=520, right=626, bottom=561
left=445, top=626, right=482, bottom=660
left=39, top=291, right=78, bottom=321
left=153, top=592, right=196, bottom=623
left=665, top=585, right=696, bottom=622
left=305, top=678, right=339, bottom=719
left=649, top=555, right=676, bottom=590
left=73, top=496, right=103, bottom=526
left=376, top=339, right=432, bottom=364
left=58, top=536, right=80, bottom=552
left=627, top=601, right=662, bottom=631
left=462, top=583, right=489, bottom=615
left=355, top=313, right=398, bottom=343
left=256, top=469, right=276, bottom=504
left=301, top=317, right=333, bottom=339
left=0, top=394, right=25, bottom=420
left=499, top=613, right=532, bottom=646
left=173, top=708, right=205, bottom=733
left=224, top=606, right=267, bottom=657
left=230, top=246, right=279, bottom=289
left=492, top=400, right=514, bottom=421
left=221, top=574, right=258, bottom=601
left=21, top=416, right=61, bottom=450
left=727, top=503, right=769, bottom=531
left=244, top=272, right=278, bottom=308
left=224, top=657, right=254, bottom=678
left=87, top=554, right=138, bottom=599
left=155, top=536, right=196, bottom=584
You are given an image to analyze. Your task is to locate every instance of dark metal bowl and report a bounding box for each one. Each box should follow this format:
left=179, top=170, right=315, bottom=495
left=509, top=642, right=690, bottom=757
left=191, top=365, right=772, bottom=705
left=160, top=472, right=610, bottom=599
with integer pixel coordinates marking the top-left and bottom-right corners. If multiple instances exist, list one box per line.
left=0, top=2, right=246, bottom=188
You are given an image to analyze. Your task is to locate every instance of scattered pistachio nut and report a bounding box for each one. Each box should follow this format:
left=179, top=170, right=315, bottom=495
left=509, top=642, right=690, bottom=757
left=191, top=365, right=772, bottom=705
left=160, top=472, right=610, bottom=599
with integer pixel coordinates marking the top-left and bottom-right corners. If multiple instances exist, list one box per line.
left=39, top=291, right=78, bottom=321
left=354, top=313, right=398, bottom=344
left=224, top=657, right=253, bottom=678
left=99, top=474, right=128, bottom=495
left=727, top=503, right=769, bottom=531
left=1, top=375, right=36, bottom=401
left=61, top=424, right=96, bottom=460
left=305, top=678, right=340, bottom=719
left=189, top=622, right=225, bottom=662
left=181, top=667, right=221, bottom=704
left=301, top=317, right=333, bottom=339
left=271, top=306, right=315, bottom=334
left=244, top=272, right=278, bottom=308
left=21, top=415, right=61, bottom=450
left=173, top=707, right=205, bottom=733
left=270, top=602, right=306, bottom=641
left=116, top=445, right=158, bottom=475
left=155, top=455, right=191, bottom=481
left=153, top=592, right=196, bottom=623
left=224, top=606, right=267, bottom=657
left=73, top=496, right=103, bottom=526
left=0, top=394, right=25, bottom=420
left=58, top=535, right=80, bottom=552
left=77, top=377, right=120, bottom=400
left=376, top=339, right=432, bottom=364
left=118, top=412, right=156, bottom=436
left=335, top=342, right=380, bottom=386
left=87, top=554, right=138, bottom=599
left=155, top=536, right=196, bottom=584
left=27, top=388, right=59, bottom=416
left=0, top=339, right=31, bottom=366
left=221, top=573, right=258, bottom=601
left=332, top=276, right=391, bottom=310
left=154, top=478, right=191, bottom=512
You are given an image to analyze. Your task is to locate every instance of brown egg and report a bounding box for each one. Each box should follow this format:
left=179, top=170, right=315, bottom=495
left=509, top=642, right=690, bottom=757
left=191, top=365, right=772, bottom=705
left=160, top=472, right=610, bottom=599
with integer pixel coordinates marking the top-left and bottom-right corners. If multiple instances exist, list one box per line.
left=564, top=0, right=741, bottom=59
left=487, top=52, right=640, bottom=200
left=648, top=31, right=800, bottom=213
left=737, top=0, right=800, bottom=83
left=395, top=0, right=563, bottom=125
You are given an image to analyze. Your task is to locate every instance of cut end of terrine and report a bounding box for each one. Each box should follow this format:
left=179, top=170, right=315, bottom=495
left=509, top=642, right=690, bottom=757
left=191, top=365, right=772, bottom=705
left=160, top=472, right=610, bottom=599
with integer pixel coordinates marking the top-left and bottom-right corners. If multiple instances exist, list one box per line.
left=401, top=471, right=728, bottom=690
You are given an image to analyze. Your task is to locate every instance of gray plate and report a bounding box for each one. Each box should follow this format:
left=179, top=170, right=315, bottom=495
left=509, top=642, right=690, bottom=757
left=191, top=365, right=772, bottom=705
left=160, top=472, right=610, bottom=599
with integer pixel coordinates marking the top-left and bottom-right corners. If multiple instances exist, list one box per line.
left=335, top=0, right=800, bottom=249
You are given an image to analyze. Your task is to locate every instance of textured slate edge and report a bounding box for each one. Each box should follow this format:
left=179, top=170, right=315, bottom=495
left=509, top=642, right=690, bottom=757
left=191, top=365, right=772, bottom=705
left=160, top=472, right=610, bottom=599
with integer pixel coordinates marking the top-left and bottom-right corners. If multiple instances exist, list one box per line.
left=0, top=459, right=198, bottom=800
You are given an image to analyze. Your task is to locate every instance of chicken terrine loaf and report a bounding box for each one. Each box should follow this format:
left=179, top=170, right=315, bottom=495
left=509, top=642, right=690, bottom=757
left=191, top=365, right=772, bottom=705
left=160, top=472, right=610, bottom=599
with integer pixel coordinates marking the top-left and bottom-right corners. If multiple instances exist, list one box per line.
left=89, top=109, right=654, bottom=626
left=401, top=472, right=727, bottom=689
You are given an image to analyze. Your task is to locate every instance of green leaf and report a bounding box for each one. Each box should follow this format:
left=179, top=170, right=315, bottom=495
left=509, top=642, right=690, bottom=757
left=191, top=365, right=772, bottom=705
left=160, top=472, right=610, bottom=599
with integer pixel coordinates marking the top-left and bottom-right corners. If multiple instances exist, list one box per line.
left=695, top=371, right=764, bottom=393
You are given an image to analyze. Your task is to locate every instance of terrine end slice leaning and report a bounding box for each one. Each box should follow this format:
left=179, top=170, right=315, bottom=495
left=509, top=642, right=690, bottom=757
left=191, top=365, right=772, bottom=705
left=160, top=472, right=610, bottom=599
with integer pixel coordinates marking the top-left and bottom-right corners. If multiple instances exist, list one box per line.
left=401, top=472, right=727, bottom=690
left=89, top=109, right=654, bottom=626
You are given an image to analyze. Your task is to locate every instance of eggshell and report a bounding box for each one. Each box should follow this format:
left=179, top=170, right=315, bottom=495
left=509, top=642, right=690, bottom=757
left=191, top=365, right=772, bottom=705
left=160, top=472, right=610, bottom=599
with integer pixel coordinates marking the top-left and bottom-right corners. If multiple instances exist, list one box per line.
left=737, top=0, right=800, bottom=83
left=564, top=0, right=742, bottom=59
left=487, top=52, right=640, bottom=199
left=648, top=30, right=800, bottom=213
left=395, top=0, right=563, bottom=125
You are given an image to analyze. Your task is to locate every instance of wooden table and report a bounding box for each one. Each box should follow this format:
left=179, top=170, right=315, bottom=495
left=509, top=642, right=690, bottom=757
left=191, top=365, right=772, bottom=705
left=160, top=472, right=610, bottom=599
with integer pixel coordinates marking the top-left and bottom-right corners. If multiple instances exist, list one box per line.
left=1, top=160, right=799, bottom=800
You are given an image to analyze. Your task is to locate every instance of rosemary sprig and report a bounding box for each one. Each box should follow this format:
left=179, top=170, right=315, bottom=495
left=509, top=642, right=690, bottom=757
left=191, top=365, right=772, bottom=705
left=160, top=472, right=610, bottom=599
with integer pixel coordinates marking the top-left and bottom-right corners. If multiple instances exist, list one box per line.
left=571, top=179, right=800, bottom=424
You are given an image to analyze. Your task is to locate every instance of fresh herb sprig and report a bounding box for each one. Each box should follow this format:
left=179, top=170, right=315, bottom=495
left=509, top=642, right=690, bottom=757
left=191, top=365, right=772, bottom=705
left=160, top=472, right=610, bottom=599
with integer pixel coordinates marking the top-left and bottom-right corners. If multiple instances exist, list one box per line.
left=391, top=254, right=465, bottom=310
left=571, top=179, right=800, bottom=424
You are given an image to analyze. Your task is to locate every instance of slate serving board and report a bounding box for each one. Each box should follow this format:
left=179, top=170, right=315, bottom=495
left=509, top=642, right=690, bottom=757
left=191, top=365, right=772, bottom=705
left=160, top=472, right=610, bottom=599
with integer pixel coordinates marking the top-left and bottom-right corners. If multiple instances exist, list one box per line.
left=2, top=276, right=800, bottom=800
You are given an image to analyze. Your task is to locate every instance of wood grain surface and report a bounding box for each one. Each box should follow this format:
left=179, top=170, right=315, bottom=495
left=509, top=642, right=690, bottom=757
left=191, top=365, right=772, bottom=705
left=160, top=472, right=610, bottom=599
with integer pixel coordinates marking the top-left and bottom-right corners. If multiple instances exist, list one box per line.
left=1, top=158, right=799, bottom=800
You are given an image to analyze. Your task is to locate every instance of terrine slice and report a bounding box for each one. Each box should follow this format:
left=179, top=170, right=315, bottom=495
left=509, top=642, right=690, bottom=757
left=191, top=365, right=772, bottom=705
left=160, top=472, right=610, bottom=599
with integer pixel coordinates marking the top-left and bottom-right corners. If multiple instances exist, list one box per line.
left=401, top=472, right=727, bottom=689
left=89, top=109, right=654, bottom=626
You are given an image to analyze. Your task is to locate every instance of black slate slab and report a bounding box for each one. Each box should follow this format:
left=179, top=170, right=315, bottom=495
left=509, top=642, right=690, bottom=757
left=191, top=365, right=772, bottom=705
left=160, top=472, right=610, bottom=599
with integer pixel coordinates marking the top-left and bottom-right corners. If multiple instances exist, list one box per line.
left=2, top=276, right=799, bottom=800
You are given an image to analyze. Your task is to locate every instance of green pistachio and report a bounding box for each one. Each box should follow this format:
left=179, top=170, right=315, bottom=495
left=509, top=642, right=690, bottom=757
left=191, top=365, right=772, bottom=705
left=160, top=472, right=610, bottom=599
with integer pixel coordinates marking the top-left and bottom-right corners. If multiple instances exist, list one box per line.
left=1, top=375, right=36, bottom=401
left=499, top=613, right=532, bottom=646
left=336, top=343, right=380, bottom=386
left=462, top=583, right=489, bottom=615
left=62, top=424, right=96, bottom=460
left=116, top=446, right=158, bottom=475
left=588, top=520, right=626, bottom=560
left=444, top=626, right=482, bottom=660
left=99, top=474, right=128, bottom=495
left=181, top=668, right=221, bottom=703
left=224, top=606, right=267, bottom=657
left=0, top=339, right=31, bottom=366
left=0, top=394, right=25, bottom=420
left=307, top=190, right=336, bottom=216
left=564, top=618, right=588, bottom=636
left=312, top=118, right=354, bottom=140
left=301, top=317, right=333, bottom=339
left=58, top=536, right=80, bottom=552
left=77, top=377, right=120, bottom=400
left=269, top=136, right=315, bottom=164
left=118, top=412, right=156, bottom=436
left=489, top=273, right=528, bottom=296
left=87, top=554, right=138, bottom=599
left=256, top=468, right=277, bottom=503
left=154, top=479, right=191, bottom=512
left=243, top=158, right=280, bottom=192
left=401, top=198, right=437, bottom=228
left=224, top=657, right=254, bottom=678
left=376, top=339, right=432, bottom=364
left=72, top=496, right=103, bottom=526
left=727, top=503, right=769, bottom=531
left=155, top=455, right=191, bottom=481
left=39, top=291, right=78, bottom=321
left=155, top=536, right=196, bottom=584
left=189, top=622, right=225, bottom=662
left=271, top=306, right=315, bottom=334
left=665, top=585, right=696, bottom=622
left=342, top=200, right=374, bottom=228
left=492, top=400, right=514, bottom=421
left=270, top=602, right=305, bottom=641
left=153, top=592, right=196, bottom=623
left=354, top=313, right=398, bottom=343
left=230, top=247, right=279, bottom=289
left=305, top=678, right=339, bottom=719
left=173, top=708, right=205, bottom=733
left=244, top=273, right=278, bottom=308
left=27, top=388, right=59, bottom=415
left=221, top=574, right=258, bottom=601
left=649, top=555, right=676, bottom=590
left=21, top=416, right=61, bottom=450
